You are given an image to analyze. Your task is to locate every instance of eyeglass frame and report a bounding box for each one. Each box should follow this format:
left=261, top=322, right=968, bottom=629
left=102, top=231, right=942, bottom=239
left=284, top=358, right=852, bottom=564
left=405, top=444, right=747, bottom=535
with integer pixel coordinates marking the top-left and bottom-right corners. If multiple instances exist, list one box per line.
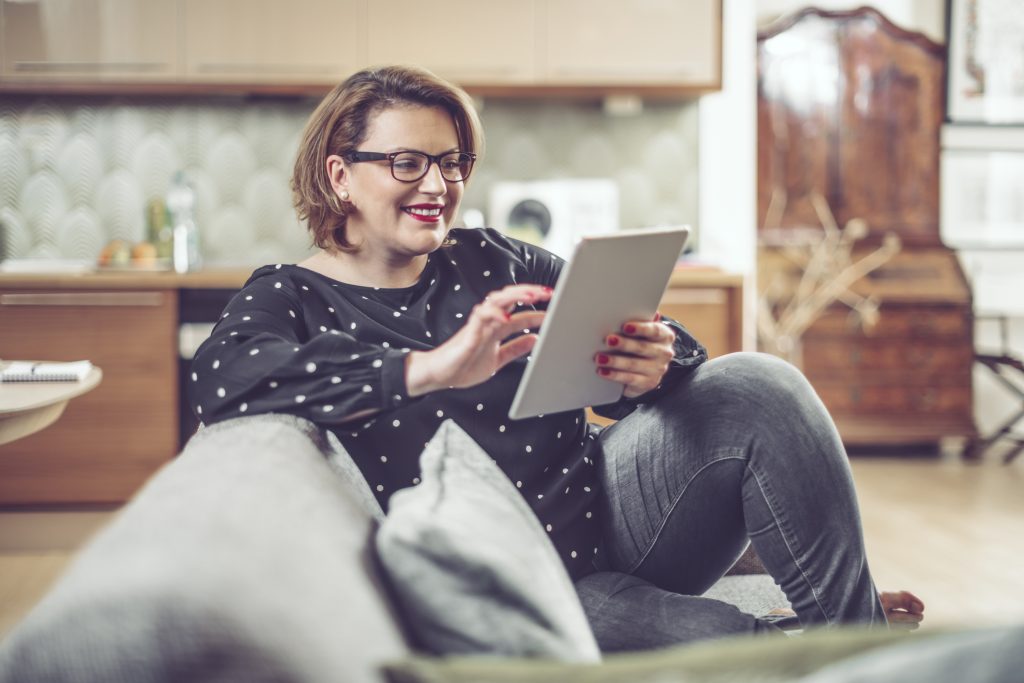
left=343, top=150, right=477, bottom=183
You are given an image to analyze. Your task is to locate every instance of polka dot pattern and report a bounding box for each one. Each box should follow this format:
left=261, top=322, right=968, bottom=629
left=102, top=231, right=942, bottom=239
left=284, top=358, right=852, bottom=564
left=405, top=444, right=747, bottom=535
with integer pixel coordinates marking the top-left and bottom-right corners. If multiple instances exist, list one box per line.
left=187, top=228, right=703, bottom=578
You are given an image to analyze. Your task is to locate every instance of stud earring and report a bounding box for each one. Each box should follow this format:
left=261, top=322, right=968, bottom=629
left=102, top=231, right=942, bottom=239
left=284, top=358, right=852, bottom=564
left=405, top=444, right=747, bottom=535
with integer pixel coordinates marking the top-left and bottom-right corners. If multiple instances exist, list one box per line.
left=339, top=190, right=350, bottom=202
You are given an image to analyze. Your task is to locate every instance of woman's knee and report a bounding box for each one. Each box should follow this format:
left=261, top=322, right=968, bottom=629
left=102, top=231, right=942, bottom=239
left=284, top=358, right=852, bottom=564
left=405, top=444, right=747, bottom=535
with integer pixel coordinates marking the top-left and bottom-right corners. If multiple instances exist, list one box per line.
left=686, top=352, right=816, bottom=410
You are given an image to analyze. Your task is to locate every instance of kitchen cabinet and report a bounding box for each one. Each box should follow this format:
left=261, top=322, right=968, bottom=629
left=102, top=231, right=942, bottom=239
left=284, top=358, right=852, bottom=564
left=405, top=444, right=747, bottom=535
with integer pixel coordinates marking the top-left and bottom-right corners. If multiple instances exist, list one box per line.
left=0, top=0, right=178, bottom=82
left=364, top=0, right=538, bottom=85
left=542, top=0, right=720, bottom=88
left=0, top=0, right=722, bottom=96
left=0, top=287, right=179, bottom=506
left=660, top=270, right=743, bottom=359
left=0, top=268, right=742, bottom=503
left=182, top=0, right=359, bottom=83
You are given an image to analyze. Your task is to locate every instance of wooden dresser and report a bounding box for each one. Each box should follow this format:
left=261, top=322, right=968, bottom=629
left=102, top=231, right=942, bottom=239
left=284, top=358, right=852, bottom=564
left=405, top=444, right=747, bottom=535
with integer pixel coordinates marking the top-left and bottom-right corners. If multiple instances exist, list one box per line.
left=757, top=8, right=975, bottom=449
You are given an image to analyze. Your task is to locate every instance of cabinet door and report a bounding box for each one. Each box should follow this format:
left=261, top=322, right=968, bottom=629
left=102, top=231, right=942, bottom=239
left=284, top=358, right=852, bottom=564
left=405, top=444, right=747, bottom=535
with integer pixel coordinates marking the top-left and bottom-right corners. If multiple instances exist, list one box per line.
left=1, top=0, right=178, bottom=81
left=183, top=0, right=358, bottom=83
left=542, top=0, right=720, bottom=87
left=0, top=290, right=179, bottom=505
left=659, top=284, right=741, bottom=358
left=364, top=0, right=538, bottom=84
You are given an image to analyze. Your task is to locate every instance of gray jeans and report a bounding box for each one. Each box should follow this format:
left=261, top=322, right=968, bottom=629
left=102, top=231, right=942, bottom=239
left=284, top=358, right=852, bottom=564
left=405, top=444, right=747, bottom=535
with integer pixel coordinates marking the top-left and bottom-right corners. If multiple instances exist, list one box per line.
left=576, top=352, right=886, bottom=651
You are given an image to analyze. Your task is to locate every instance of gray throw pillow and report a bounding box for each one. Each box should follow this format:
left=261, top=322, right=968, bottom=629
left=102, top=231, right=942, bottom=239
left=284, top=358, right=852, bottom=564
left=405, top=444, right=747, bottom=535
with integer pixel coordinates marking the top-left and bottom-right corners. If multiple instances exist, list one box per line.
left=375, top=420, right=602, bottom=662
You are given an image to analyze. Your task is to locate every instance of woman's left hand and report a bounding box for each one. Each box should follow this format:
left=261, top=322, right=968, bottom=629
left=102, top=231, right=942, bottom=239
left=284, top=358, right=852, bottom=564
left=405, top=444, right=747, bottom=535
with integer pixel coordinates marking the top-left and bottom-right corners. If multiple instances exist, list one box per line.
left=595, top=314, right=676, bottom=399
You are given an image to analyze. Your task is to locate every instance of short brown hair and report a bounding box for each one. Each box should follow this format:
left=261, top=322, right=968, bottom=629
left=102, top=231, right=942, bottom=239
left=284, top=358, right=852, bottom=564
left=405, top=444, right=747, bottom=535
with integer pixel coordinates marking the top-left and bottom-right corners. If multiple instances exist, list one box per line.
left=292, top=65, right=484, bottom=251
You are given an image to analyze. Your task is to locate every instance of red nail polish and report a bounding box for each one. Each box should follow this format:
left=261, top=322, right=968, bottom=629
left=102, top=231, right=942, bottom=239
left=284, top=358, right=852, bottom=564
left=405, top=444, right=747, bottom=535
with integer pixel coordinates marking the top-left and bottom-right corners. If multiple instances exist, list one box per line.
left=503, top=312, right=511, bottom=321
left=654, top=312, right=662, bottom=322
left=598, top=368, right=611, bottom=376
left=624, top=324, right=636, bottom=334
left=597, top=354, right=610, bottom=364
left=543, top=286, right=553, bottom=293
left=607, top=336, right=620, bottom=347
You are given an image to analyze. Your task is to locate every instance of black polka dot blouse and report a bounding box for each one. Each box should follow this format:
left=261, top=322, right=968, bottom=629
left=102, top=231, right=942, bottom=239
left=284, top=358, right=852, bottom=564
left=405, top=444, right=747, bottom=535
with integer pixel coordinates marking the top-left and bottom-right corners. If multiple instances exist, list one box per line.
left=189, top=227, right=707, bottom=579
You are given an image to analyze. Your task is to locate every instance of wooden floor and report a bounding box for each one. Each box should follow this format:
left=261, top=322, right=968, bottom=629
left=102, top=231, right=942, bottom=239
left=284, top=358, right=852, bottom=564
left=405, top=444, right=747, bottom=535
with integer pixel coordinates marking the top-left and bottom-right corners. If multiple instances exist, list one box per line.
left=0, top=454, right=1022, bottom=638
left=850, top=453, right=1024, bottom=630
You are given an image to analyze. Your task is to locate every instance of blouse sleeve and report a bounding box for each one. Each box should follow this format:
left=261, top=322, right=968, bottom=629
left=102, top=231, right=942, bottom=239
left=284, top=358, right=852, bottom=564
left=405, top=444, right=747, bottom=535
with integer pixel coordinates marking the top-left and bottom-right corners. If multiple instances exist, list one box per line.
left=187, top=272, right=415, bottom=427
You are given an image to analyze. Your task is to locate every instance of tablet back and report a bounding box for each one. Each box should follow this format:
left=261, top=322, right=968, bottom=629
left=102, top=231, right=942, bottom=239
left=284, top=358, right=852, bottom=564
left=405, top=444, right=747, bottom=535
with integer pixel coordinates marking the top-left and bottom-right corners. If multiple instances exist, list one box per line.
left=508, top=226, right=690, bottom=420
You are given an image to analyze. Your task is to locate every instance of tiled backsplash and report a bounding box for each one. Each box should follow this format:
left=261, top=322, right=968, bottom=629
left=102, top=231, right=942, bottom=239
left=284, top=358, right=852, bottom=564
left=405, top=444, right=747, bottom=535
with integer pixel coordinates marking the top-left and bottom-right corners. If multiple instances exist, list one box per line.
left=0, top=96, right=698, bottom=266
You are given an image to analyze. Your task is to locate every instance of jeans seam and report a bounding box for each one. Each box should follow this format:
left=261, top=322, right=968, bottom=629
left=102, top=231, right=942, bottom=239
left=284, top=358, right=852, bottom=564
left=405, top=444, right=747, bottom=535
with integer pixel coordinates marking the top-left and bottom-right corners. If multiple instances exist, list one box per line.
left=626, top=453, right=746, bottom=575
left=747, top=460, right=833, bottom=624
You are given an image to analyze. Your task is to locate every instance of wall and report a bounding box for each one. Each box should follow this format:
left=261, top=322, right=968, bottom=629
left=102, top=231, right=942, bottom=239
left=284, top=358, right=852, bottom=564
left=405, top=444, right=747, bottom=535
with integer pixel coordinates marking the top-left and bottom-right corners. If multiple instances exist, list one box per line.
left=0, top=96, right=699, bottom=267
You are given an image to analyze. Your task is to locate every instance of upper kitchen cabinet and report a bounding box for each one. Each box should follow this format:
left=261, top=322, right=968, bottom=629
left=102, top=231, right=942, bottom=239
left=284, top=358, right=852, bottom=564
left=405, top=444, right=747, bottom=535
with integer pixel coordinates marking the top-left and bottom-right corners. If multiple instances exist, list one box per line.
left=364, top=0, right=538, bottom=85
left=183, top=0, right=358, bottom=83
left=541, top=0, right=721, bottom=91
left=0, top=0, right=178, bottom=81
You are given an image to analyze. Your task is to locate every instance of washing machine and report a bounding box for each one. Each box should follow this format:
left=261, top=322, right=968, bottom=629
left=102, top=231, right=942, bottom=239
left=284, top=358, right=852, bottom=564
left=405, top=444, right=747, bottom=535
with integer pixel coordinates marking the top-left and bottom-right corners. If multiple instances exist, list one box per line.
left=488, top=179, right=619, bottom=259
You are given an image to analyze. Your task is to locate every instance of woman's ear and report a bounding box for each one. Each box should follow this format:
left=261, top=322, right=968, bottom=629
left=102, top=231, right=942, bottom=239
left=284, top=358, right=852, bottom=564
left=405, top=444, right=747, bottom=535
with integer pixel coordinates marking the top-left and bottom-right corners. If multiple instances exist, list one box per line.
left=326, top=155, right=350, bottom=201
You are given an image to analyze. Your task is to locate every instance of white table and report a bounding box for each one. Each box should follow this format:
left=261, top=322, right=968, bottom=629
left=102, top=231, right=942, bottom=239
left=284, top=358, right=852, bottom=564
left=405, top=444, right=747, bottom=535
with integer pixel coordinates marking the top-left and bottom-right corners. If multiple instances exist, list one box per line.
left=0, top=365, right=103, bottom=446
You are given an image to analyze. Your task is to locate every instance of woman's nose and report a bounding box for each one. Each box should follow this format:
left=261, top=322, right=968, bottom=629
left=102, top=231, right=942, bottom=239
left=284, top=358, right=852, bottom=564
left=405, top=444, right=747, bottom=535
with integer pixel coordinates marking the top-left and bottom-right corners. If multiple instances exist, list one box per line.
left=417, top=161, right=448, bottom=194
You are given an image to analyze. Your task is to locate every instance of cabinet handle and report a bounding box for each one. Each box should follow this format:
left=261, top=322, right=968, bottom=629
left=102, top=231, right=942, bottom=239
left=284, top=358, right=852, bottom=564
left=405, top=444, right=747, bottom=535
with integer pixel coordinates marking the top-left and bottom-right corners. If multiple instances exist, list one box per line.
left=1, top=293, right=164, bottom=307
left=13, top=61, right=168, bottom=73
left=551, top=64, right=700, bottom=77
left=194, top=63, right=338, bottom=74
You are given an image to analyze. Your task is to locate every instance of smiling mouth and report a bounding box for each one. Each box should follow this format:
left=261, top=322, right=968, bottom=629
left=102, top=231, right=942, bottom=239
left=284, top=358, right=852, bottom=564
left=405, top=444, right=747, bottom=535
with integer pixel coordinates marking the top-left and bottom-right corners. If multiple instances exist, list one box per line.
left=404, top=207, right=442, bottom=217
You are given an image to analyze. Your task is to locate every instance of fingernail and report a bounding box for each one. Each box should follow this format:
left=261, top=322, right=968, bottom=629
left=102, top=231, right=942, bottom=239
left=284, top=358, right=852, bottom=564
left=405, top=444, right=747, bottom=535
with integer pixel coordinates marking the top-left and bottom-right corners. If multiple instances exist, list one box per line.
left=598, top=368, right=611, bottom=376
left=654, top=312, right=662, bottom=322
left=596, top=354, right=610, bottom=364
left=624, top=324, right=636, bottom=334
left=543, top=286, right=553, bottom=293
left=503, top=312, right=511, bottom=321
left=607, top=335, right=620, bottom=347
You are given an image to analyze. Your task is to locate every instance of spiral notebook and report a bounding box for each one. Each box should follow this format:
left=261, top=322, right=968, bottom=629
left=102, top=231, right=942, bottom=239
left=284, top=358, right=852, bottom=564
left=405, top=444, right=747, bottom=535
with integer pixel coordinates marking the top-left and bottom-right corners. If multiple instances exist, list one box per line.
left=0, top=361, right=93, bottom=383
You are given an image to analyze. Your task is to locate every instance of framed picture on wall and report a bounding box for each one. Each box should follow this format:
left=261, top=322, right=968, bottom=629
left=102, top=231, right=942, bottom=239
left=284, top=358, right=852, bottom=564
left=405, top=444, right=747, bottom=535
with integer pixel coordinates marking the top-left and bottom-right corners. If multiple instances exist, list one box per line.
left=947, top=0, right=1024, bottom=123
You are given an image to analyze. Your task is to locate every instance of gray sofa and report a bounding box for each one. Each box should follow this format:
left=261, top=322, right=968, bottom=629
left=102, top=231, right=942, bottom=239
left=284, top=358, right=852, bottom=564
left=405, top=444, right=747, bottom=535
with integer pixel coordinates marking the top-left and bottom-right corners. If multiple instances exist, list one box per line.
left=10, top=415, right=1015, bottom=683
left=0, top=414, right=794, bottom=682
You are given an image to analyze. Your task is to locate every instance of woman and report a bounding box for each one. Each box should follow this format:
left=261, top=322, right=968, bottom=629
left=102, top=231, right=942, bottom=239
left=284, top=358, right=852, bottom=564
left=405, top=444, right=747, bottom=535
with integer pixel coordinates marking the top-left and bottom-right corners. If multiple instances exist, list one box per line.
left=189, top=65, right=923, bottom=649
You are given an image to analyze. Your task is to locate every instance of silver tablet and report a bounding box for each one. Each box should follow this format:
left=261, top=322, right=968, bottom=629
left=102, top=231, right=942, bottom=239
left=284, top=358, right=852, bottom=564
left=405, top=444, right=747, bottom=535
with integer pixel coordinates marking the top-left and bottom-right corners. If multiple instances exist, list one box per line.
left=508, top=226, right=690, bottom=420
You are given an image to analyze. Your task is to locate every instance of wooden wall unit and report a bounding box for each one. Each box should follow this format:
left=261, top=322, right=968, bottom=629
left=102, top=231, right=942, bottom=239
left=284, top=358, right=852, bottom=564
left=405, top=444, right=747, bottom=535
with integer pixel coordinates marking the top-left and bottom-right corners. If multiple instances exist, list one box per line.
left=0, top=288, right=179, bottom=506
left=757, top=8, right=975, bottom=450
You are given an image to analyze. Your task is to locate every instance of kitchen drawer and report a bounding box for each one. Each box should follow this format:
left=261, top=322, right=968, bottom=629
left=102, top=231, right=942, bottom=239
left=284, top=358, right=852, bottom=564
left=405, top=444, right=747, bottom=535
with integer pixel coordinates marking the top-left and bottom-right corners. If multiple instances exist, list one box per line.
left=0, top=289, right=179, bottom=505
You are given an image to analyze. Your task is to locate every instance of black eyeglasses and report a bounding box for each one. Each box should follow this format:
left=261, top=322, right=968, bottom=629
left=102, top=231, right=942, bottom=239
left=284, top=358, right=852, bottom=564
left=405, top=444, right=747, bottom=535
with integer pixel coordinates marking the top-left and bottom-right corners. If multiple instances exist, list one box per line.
left=344, top=150, right=476, bottom=183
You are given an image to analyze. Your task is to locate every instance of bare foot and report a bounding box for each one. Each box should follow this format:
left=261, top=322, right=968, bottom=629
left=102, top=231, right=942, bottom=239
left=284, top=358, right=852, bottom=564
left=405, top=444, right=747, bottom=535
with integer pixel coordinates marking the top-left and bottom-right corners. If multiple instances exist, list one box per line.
left=881, top=590, right=925, bottom=630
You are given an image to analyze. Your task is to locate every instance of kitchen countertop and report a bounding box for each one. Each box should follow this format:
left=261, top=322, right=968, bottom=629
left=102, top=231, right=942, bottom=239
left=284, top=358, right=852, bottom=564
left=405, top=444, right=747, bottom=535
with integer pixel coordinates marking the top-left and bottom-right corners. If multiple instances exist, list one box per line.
left=0, top=268, right=253, bottom=290
left=0, top=265, right=743, bottom=291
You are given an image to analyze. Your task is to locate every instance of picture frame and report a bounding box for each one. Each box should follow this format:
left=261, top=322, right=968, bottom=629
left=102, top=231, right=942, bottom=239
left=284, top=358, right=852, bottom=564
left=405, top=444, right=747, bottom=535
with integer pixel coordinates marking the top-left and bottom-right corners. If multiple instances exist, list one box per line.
left=946, top=0, right=1024, bottom=124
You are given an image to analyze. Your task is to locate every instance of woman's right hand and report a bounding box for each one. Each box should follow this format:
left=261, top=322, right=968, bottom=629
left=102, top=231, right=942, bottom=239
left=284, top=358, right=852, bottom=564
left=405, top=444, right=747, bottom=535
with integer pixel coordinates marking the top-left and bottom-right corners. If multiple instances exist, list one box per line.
left=405, top=284, right=551, bottom=396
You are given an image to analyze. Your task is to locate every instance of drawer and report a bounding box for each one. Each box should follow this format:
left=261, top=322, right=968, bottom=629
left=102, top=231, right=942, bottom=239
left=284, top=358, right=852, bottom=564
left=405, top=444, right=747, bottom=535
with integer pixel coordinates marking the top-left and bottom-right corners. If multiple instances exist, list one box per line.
left=808, top=306, right=971, bottom=339
left=0, top=289, right=179, bottom=505
left=815, top=384, right=972, bottom=415
left=801, top=340, right=974, bottom=382
left=659, top=285, right=742, bottom=359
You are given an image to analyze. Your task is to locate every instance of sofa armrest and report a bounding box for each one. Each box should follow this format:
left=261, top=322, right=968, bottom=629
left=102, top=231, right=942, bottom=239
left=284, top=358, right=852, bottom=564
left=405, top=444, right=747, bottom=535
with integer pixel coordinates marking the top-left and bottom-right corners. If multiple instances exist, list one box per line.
left=0, top=414, right=410, bottom=683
